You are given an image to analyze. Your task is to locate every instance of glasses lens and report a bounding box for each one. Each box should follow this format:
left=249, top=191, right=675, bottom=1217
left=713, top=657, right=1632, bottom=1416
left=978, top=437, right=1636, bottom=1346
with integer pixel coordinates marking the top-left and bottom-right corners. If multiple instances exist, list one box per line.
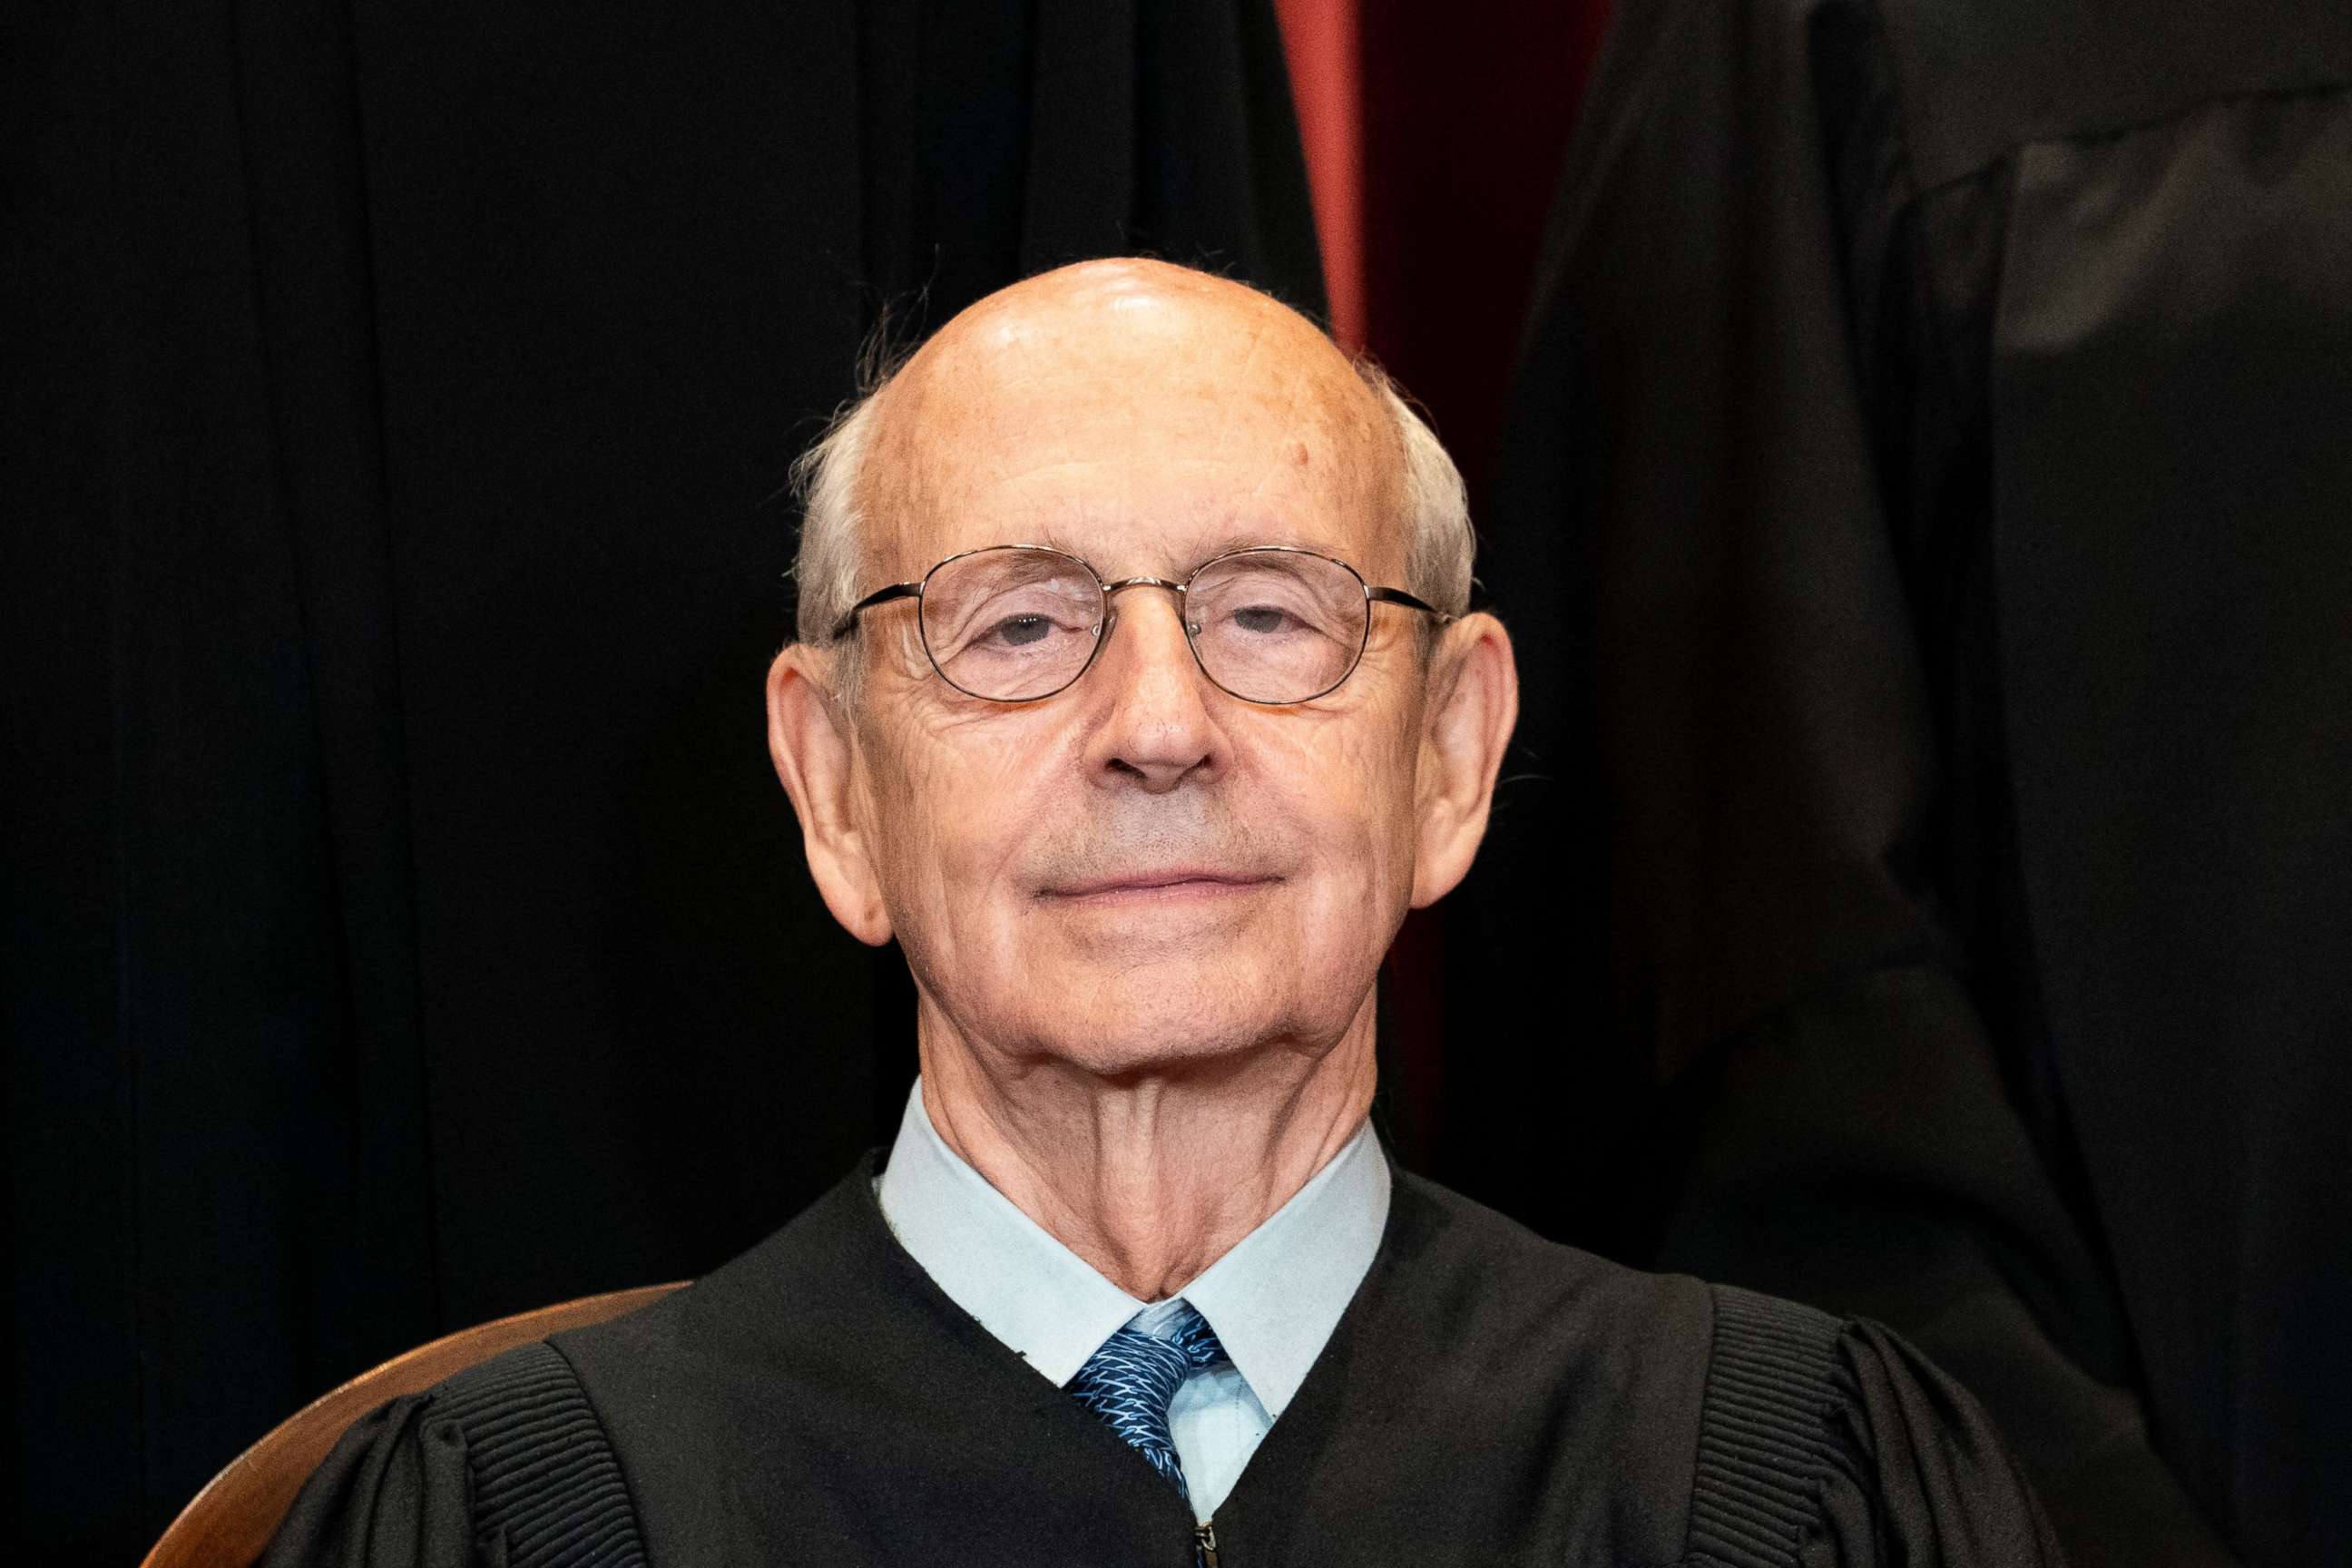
left=919, top=548, right=1103, bottom=701
left=1186, top=551, right=1368, bottom=703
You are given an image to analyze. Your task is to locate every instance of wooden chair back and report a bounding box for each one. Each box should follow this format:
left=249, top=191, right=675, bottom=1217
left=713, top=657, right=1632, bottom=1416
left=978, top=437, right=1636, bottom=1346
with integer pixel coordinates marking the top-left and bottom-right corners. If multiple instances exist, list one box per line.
left=142, top=1282, right=686, bottom=1568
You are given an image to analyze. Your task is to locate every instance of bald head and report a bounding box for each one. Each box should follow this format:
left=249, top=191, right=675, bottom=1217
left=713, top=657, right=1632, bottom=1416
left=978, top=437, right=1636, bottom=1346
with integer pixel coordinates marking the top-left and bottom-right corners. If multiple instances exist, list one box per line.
left=872, top=260, right=1393, bottom=536
left=895, top=258, right=1377, bottom=416
left=792, top=260, right=1470, bottom=654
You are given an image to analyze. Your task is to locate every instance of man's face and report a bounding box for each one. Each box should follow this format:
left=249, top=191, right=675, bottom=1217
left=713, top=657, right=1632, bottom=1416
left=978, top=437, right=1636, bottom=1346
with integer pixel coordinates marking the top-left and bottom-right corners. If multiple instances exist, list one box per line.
left=828, top=264, right=1436, bottom=1075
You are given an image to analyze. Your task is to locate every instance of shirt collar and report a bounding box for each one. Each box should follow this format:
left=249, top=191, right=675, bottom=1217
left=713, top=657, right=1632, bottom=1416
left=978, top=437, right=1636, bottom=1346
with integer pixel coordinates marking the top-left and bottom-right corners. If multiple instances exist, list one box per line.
left=876, top=1079, right=1389, bottom=1416
left=1171, top=1109, right=1389, bottom=1417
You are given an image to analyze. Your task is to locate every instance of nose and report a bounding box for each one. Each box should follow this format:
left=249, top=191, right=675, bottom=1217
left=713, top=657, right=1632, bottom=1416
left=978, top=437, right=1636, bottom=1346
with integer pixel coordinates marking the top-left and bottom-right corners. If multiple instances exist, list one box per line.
left=1081, top=583, right=1222, bottom=793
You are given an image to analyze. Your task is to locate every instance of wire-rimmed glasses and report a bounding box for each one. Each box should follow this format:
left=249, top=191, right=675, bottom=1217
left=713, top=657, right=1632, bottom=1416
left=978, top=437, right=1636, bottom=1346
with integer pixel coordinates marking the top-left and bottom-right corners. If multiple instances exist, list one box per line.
left=828, top=544, right=1452, bottom=705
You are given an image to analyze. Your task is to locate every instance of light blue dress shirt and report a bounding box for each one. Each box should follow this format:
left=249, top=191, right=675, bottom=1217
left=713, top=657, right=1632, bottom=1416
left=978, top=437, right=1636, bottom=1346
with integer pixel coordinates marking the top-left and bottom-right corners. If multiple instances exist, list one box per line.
left=875, top=1081, right=1391, bottom=1520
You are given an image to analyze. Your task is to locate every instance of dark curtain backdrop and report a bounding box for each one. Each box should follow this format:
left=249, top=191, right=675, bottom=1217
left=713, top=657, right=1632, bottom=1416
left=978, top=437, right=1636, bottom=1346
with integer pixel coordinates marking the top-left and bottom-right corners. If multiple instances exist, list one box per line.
left=3, top=1, right=1323, bottom=1554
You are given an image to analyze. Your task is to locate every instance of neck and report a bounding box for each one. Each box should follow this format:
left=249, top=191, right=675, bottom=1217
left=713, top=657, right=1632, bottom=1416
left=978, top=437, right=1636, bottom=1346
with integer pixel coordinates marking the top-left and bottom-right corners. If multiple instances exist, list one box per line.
left=915, top=997, right=1378, bottom=1300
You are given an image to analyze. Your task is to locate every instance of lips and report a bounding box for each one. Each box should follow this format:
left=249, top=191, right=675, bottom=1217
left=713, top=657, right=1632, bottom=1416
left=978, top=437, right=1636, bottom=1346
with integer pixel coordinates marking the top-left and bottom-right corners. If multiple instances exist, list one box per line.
left=1041, top=867, right=1279, bottom=899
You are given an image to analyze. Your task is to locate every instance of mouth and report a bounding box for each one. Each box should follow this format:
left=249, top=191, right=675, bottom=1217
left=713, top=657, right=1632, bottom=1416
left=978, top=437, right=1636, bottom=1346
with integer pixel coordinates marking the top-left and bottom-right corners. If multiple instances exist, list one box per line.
left=1040, top=869, right=1280, bottom=904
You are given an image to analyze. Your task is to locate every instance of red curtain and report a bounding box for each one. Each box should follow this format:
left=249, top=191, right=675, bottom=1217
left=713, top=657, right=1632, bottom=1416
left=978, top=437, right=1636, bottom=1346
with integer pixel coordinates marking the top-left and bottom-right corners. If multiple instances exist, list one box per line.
left=1275, top=0, right=1612, bottom=1159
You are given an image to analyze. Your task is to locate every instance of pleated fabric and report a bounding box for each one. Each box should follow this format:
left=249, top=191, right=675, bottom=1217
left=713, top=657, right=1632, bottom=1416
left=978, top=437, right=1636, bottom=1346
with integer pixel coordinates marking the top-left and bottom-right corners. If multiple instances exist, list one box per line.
left=437, top=1345, right=646, bottom=1568
left=1686, top=1287, right=1846, bottom=1568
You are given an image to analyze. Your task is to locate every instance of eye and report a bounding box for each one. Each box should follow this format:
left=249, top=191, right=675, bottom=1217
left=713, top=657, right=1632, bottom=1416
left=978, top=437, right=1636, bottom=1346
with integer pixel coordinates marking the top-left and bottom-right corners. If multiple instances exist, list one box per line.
left=990, top=613, right=1055, bottom=647
left=1229, top=603, right=1301, bottom=635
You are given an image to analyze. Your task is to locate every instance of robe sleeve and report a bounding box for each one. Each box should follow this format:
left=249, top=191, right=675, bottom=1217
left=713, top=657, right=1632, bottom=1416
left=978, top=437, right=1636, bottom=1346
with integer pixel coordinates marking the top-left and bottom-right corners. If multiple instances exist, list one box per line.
left=259, top=1341, right=641, bottom=1568
left=258, top=1393, right=485, bottom=1568
left=1807, top=1321, right=2068, bottom=1567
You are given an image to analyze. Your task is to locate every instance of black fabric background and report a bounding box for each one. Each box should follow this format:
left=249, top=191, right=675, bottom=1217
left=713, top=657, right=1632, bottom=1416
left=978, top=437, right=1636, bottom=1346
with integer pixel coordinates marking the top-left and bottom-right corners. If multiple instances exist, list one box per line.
left=2, top=0, right=1321, bottom=1555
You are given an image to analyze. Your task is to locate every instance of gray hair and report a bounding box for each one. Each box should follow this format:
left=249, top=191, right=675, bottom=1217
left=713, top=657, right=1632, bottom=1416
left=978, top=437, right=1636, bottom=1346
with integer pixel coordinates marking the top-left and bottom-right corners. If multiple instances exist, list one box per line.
left=790, top=387, right=889, bottom=649
left=789, top=353, right=1475, bottom=658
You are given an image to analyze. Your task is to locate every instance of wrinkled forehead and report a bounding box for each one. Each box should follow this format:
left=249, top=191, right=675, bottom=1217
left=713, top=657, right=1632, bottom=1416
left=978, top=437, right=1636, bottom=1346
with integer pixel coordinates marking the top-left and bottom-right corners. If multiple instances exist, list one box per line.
left=863, top=270, right=1402, bottom=581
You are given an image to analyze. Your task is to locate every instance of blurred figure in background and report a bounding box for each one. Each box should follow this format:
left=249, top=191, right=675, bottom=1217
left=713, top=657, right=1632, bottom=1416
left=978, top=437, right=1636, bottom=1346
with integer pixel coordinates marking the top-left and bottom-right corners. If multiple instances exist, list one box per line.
left=1488, top=0, right=2350, bottom=1563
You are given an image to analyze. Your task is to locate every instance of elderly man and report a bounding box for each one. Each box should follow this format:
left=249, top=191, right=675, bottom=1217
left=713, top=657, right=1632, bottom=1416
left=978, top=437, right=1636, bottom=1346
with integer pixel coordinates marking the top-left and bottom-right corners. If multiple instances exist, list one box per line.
left=264, top=260, right=2060, bottom=1567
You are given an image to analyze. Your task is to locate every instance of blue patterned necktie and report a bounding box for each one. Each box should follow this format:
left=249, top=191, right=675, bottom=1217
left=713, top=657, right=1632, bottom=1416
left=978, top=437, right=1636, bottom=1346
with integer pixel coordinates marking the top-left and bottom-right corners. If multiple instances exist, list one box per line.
left=1067, top=1302, right=1229, bottom=1502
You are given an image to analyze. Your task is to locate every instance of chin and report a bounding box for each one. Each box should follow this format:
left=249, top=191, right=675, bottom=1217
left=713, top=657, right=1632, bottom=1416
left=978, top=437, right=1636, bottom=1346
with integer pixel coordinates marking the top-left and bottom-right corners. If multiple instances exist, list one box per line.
left=1036, top=1028, right=1262, bottom=1081
left=1004, top=956, right=1363, bottom=1079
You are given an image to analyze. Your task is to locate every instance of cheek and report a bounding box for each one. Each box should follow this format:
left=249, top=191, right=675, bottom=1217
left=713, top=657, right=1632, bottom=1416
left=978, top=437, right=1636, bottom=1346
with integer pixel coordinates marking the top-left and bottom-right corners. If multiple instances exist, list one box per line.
left=1268, top=718, right=1422, bottom=919
left=859, top=716, right=1055, bottom=943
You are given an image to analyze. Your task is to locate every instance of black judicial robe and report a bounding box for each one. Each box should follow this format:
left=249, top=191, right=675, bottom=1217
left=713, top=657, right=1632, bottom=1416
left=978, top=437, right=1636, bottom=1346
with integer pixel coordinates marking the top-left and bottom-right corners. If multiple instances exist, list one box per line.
left=4, top=1, right=1320, bottom=1555
left=265, top=1158, right=2061, bottom=1567
left=1476, top=0, right=2352, bottom=1563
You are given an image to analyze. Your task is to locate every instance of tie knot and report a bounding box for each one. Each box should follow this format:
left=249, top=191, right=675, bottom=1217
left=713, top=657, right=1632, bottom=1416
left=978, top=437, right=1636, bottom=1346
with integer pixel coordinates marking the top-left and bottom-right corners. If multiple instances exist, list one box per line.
left=1068, top=1302, right=1228, bottom=1500
left=1152, top=1300, right=1229, bottom=1372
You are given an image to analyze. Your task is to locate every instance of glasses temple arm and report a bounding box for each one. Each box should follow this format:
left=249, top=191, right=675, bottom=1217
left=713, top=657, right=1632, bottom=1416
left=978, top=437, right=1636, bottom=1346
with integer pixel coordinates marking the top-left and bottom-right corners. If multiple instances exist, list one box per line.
left=1367, top=585, right=1455, bottom=623
left=828, top=582, right=922, bottom=641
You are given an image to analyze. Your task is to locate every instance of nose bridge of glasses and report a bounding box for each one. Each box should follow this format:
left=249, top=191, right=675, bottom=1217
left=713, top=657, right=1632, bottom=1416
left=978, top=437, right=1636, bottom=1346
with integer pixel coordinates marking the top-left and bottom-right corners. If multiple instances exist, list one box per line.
left=1090, top=577, right=1215, bottom=704
left=1100, top=575, right=1196, bottom=632
left=1101, top=574, right=1187, bottom=599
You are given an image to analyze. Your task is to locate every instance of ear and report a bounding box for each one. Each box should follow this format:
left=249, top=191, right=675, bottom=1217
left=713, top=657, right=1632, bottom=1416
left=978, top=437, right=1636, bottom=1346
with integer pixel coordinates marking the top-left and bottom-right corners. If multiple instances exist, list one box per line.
left=1409, top=612, right=1519, bottom=908
left=766, top=645, right=894, bottom=946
